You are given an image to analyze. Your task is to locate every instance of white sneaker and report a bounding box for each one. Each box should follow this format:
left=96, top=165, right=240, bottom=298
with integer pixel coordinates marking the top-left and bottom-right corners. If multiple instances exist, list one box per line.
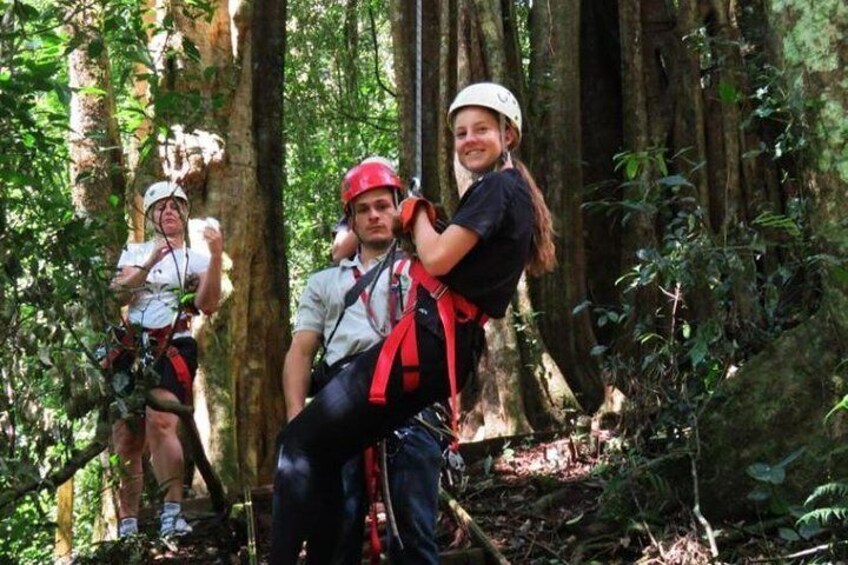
left=118, top=517, right=138, bottom=538
left=159, top=503, right=193, bottom=538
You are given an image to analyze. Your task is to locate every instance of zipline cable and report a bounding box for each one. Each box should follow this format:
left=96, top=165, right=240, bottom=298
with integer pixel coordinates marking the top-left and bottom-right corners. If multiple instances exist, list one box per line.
left=413, top=0, right=422, bottom=189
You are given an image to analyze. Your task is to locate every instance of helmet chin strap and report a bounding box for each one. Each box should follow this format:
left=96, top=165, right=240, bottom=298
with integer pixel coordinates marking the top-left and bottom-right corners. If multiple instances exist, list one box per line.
left=496, top=115, right=514, bottom=170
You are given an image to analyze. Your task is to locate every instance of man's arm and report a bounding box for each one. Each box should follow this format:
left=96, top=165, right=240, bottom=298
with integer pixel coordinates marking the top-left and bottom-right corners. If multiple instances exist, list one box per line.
left=330, top=223, right=357, bottom=264
left=283, top=330, right=322, bottom=422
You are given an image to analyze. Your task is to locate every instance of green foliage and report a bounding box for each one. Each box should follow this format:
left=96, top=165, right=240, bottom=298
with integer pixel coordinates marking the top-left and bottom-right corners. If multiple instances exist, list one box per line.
left=744, top=65, right=817, bottom=163
left=0, top=492, right=55, bottom=564
left=597, top=445, right=678, bottom=527
left=797, top=480, right=848, bottom=539
left=0, top=0, right=140, bottom=559
left=584, top=138, right=820, bottom=539
left=284, top=0, right=398, bottom=300
left=588, top=146, right=819, bottom=434
left=746, top=448, right=805, bottom=516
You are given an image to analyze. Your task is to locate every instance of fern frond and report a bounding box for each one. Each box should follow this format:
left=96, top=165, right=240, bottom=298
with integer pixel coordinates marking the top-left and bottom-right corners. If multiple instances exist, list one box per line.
left=804, top=481, right=848, bottom=506
left=797, top=507, right=848, bottom=527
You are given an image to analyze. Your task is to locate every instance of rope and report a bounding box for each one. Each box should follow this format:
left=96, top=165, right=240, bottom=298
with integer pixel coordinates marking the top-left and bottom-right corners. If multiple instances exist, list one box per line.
left=414, top=0, right=422, bottom=183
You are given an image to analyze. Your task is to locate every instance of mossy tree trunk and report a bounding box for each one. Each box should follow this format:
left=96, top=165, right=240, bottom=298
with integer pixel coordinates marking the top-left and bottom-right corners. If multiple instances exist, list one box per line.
left=697, top=0, right=848, bottom=519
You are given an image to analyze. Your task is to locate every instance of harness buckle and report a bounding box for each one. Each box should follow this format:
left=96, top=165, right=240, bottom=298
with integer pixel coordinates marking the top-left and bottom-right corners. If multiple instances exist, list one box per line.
left=431, top=284, right=448, bottom=300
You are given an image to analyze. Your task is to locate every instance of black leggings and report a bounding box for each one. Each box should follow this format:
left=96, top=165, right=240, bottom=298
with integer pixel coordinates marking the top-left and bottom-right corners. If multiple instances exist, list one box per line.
left=270, top=310, right=482, bottom=564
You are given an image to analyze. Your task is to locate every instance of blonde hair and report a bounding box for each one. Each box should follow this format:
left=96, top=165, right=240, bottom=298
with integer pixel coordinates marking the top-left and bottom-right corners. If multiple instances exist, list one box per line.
left=146, top=198, right=189, bottom=236
left=514, top=159, right=556, bottom=276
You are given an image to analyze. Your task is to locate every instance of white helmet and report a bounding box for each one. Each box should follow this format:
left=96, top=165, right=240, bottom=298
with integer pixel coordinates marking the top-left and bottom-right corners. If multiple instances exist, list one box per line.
left=448, top=82, right=522, bottom=145
left=143, top=181, right=188, bottom=215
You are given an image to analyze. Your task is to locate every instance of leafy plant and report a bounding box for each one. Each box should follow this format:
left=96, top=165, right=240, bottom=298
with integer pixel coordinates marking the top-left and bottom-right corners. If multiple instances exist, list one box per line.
left=746, top=448, right=805, bottom=516
left=797, top=480, right=848, bottom=538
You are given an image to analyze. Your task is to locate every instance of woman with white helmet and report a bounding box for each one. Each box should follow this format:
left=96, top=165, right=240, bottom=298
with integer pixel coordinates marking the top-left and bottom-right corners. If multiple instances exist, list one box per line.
left=108, top=181, right=223, bottom=539
left=271, top=83, right=554, bottom=562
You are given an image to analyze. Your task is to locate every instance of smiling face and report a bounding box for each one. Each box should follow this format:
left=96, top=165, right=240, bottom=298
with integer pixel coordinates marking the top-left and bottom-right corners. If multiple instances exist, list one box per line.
left=150, top=197, right=187, bottom=237
left=452, top=106, right=517, bottom=174
left=350, top=187, right=396, bottom=251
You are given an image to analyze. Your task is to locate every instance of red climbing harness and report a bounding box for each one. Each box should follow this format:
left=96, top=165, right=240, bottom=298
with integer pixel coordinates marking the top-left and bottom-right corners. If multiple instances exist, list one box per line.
left=369, top=260, right=488, bottom=450
left=101, top=318, right=194, bottom=403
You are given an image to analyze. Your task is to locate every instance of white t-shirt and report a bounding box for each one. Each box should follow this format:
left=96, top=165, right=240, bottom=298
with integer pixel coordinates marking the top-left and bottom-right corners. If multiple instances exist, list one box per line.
left=117, top=241, right=210, bottom=335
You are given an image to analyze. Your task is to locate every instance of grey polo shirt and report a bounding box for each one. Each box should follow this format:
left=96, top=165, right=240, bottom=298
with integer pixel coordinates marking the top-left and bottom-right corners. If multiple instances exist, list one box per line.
left=294, top=254, right=412, bottom=367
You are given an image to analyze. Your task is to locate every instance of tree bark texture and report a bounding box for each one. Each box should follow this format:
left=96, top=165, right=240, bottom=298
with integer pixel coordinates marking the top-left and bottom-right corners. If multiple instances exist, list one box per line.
left=529, top=0, right=605, bottom=413
left=614, top=0, right=661, bottom=378
left=67, top=0, right=126, bottom=256
left=580, top=0, right=623, bottom=344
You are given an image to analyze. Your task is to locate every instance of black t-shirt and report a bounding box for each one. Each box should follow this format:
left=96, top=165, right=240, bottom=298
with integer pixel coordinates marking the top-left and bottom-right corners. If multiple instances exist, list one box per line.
left=441, top=168, right=533, bottom=318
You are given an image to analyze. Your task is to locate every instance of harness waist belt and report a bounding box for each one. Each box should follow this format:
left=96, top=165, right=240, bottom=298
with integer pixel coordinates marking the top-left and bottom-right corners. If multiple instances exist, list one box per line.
left=369, top=261, right=487, bottom=450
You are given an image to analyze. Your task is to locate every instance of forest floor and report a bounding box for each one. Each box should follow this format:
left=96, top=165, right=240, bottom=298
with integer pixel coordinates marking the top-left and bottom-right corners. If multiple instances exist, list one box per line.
left=77, top=430, right=805, bottom=565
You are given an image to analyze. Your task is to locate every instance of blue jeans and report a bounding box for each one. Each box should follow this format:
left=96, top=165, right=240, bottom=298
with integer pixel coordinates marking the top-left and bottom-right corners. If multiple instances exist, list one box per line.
left=332, top=408, right=444, bottom=565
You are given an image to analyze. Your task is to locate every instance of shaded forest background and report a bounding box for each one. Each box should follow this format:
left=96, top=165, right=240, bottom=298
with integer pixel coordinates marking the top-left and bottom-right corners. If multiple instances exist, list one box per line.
left=1, top=0, right=847, bottom=562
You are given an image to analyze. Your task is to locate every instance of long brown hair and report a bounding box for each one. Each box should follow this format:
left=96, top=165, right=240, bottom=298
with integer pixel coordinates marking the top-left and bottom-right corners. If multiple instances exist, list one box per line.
left=514, top=159, right=556, bottom=276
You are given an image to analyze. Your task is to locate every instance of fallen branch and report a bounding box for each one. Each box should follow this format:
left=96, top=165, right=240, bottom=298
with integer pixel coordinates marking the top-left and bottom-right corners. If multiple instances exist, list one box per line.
left=440, top=487, right=511, bottom=565
left=517, top=532, right=563, bottom=561
left=531, top=482, right=601, bottom=515
left=0, top=436, right=108, bottom=511
left=746, top=540, right=848, bottom=563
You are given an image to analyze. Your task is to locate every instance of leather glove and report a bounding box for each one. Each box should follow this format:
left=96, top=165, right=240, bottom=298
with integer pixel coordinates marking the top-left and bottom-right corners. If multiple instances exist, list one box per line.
left=394, top=196, right=437, bottom=236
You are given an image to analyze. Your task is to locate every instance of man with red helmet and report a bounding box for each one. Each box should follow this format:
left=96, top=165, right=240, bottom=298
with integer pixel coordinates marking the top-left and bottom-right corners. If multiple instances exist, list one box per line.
left=280, top=158, right=445, bottom=564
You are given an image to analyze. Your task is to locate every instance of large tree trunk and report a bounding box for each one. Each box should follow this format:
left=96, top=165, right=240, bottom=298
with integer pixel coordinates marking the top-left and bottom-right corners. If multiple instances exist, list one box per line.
left=528, top=0, right=605, bottom=413
left=697, top=0, right=848, bottom=519
left=141, top=0, right=288, bottom=489
left=67, top=1, right=126, bottom=256
left=580, top=0, right=624, bottom=347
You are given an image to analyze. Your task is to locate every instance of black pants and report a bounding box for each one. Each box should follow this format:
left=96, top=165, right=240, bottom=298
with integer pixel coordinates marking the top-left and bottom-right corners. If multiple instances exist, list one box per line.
left=270, top=301, right=482, bottom=564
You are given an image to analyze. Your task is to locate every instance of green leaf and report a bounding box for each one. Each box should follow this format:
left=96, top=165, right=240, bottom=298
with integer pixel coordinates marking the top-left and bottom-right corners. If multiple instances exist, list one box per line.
left=657, top=175, right=693, bottom=188
left=625, top=158, right=639, bottom=181
left=775, top=447, right=805, bottom=469
left=656, top=155, right=668, bottom=177
left=572, top=300, right=591, bottom=315
left=797, top=522, right=825, bottom=540
left=747, top=485, right=771, bottom=502
left=778, top=527, right=799, bottom=541
left=182, top=37, right=202, bottom=63
left=747, top=462, right=772, bottom=482
left=768, top=466, right=785, bottom=485
left=590, top=345, right=608, bottom=357
left=689, top=339, right=708, bottom=368
left=719, top=81, right=740, bottom=104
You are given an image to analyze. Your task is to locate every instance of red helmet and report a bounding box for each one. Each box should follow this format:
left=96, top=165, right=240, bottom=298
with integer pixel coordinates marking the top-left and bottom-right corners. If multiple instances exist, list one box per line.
left=341, top=159, right=403, bottom=213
